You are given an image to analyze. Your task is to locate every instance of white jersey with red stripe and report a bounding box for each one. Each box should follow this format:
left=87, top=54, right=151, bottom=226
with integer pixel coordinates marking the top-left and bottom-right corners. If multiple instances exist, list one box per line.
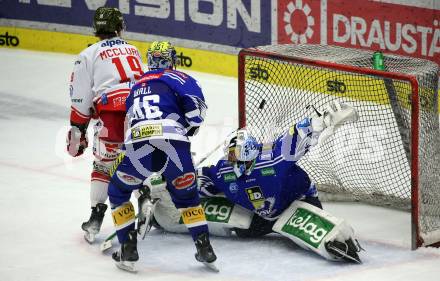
left=69, top=37, right=143, bottom=125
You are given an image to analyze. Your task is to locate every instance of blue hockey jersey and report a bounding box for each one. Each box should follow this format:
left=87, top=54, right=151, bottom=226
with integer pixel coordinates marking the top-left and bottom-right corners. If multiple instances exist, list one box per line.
left=125, top=69, right=207, bottom=143
left=198, top=123, right=318, bottom=220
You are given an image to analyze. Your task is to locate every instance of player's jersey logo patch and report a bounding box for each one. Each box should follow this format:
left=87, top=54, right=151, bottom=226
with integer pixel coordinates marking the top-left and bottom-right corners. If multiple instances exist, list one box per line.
left=223, top=172, right=236, bottom=182
left=116, top=171, right=142, bottom=185
left=172, top=172, right=196, bottom=189
left=229, top=182, right=238, bottom=194
left=131, top=124, right=163, bottom=139
left=245, top=186, right=265, bottom=209
left=260, top=167, right=275, bottom=176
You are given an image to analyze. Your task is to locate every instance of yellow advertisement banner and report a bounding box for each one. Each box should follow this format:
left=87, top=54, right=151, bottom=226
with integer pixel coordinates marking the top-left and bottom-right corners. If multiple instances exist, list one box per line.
left=0, top=26, right=237, bottom=77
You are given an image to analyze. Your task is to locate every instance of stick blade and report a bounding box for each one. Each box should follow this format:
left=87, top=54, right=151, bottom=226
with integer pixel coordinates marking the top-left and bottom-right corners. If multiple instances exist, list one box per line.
left=100, top=239, right=113, bottom=252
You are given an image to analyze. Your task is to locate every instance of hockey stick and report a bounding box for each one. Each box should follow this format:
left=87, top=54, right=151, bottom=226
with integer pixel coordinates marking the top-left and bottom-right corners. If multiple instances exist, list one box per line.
left=100, top=214, right=139, bottom=252
left=100, top=227, right=119, bottom=251
left=194, top=126, right=243, bottom=168
left=100, top=231, right=117, bottom=251
left=195, top=137, right=230, bottom=168
left=100, top=197, right=160, bottom=251
left=195, top=99, right=266, bottom=167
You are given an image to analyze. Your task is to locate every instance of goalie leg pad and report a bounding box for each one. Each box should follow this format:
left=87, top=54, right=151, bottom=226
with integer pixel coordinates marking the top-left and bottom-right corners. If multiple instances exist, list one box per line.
left=153, top=195, right=253, bottom=237
left=272, top=200, right=362, bottom=262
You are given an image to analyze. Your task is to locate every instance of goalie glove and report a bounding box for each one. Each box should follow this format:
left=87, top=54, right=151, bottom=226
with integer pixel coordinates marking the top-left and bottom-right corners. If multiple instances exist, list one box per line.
left=311, top=101, right=358, bottom=145
left=66, top=125, right=88, bottom=157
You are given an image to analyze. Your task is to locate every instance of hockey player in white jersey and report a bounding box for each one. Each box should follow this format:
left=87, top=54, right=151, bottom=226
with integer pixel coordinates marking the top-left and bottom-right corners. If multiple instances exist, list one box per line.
left=66, top=6, right=143, bottom=243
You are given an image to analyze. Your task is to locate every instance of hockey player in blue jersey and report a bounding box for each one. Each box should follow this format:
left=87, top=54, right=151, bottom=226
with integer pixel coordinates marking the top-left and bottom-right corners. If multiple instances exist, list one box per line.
left=196, top=101, right=363, bottom=262
left=107, top=41, right=217, bottom=272
left=150, top=101, right=363, bottom=263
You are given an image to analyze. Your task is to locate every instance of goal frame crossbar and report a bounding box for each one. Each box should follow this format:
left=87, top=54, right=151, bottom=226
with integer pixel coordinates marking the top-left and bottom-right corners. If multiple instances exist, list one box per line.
left=237, top=48, right=428, bottom=249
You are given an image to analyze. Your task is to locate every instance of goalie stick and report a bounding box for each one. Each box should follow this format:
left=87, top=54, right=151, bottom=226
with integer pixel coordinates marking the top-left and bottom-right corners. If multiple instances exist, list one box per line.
left=195, top=99, right=267, bottom=167
left=100, top=231, right=117, bottom=252
left=100, top=214, right=140, bottom=252
left=194, top=128, right=237, bottom=168
left=100, top=199, right=160, bottom=252
left=101, top=186, right=161, bottom=251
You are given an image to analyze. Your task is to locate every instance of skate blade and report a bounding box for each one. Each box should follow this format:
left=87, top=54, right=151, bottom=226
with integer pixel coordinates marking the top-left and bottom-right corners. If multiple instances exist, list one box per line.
left=328, top=245, right=362, bottom=264
left=84, top=232, right=96, bottom=244
left=115, top=261, right=137, bottom=273
left=202, top=261, right=219, bottom=272
left=100, top=239, right=113, bottom=252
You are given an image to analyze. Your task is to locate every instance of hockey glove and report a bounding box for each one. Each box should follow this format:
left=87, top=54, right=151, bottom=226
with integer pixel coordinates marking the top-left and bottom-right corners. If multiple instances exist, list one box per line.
left=311, top=101, right=358, bottom=145
left=66, top=126, right=88, bottom=157
left=187, top=126, right=200, bottom=137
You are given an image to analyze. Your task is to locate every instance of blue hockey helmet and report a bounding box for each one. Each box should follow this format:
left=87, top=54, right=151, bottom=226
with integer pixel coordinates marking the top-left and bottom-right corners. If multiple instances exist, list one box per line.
left=225, top=129, right=260, bottom=177
left=147, top=41, right=177, bottom=70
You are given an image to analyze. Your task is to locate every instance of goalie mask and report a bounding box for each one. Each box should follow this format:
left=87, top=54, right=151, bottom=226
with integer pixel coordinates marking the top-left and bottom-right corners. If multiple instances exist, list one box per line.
left=93, top=7, right=125, bottom=36
left=225, top=129, right=260, bottom=178
left=147, top=41, right=177, bottom=70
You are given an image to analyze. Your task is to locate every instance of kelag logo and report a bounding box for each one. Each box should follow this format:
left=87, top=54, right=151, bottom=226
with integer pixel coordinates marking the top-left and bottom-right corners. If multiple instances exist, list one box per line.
left=0, top=32, right=19, bottom=47
left=176, top=52, right=192, bottom=67
left=249, top=65, right=269, bottom=80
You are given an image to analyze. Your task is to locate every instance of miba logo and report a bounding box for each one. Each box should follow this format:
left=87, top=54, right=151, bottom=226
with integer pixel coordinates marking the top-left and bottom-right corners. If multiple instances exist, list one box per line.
left=283, top=0, right=315, bottom=44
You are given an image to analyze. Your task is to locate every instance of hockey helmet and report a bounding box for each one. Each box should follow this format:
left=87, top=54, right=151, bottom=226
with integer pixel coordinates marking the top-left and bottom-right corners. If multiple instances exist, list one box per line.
left=147, top=41, right=177, bottom=70
left=93, top=7, right=125, bottom=36
left=225, top=129, right=260, bottom=177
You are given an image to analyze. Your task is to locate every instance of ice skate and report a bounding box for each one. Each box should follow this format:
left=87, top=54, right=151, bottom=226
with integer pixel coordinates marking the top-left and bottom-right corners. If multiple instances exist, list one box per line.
left=325, top=238, right=363, bottom=263
left=112, top=230, right=139, bottom=272
left=81, top=203, right=107, bottom=243
left=194, top=232, right=219, bottom=272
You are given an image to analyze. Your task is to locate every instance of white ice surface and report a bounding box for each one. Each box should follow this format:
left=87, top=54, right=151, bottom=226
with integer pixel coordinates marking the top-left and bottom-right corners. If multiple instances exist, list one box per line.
left=1, top=48, right=440, bottom=281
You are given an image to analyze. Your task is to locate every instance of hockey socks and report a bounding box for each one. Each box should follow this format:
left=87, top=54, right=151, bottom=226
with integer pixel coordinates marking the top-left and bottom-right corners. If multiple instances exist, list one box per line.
left=179, top=205, right=218, bottom=271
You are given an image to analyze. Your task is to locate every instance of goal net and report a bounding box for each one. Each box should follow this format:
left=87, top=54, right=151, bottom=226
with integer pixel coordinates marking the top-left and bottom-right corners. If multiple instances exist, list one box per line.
left=238, top=44, right=440, bottom=249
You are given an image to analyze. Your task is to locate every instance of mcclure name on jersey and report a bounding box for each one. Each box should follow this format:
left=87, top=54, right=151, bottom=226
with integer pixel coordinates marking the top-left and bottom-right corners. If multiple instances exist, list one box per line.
left=99, top=47, right=141, bottom=60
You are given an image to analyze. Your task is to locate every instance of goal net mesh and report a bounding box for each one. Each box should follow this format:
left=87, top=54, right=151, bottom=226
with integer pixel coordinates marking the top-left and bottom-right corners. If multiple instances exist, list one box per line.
left=239, top=44, right=440, bottom=246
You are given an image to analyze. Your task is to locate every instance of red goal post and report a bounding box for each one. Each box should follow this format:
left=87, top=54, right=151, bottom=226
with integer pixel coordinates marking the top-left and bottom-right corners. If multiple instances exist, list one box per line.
left=238, top=44, right=440, bottom=249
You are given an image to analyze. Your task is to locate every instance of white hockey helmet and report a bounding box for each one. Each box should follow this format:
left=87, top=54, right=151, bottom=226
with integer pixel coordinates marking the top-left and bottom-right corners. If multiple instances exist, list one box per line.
left=224, top=129, right=260, bottom=177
